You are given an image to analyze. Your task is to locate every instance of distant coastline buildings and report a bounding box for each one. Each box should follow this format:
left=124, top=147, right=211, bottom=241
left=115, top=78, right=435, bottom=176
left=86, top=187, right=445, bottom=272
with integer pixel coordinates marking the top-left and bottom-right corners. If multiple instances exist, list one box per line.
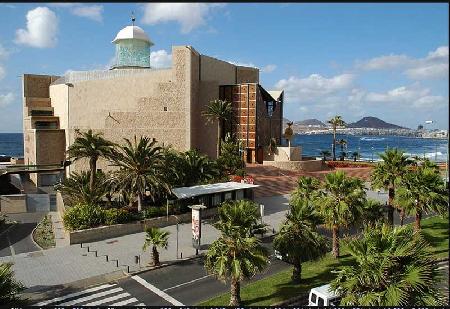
left=22, top=20, right=284, bottom=186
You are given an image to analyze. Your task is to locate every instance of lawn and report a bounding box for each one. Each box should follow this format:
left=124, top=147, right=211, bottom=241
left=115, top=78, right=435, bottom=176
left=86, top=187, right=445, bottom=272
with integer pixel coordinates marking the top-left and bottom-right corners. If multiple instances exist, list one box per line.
left=33, top=215, right=55, bottom=249
left=199, top=216, right=449, bottom=306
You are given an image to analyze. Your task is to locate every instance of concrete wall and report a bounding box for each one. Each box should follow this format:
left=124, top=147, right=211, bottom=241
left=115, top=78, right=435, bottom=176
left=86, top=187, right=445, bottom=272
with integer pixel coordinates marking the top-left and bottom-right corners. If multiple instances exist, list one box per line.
left=68, top=207, right=218, bottom=244
left=263, top=159, right=329, bottom=172
left=273, top=146, right=302, bottom=161
left=0, top=194, right=27, bottom=214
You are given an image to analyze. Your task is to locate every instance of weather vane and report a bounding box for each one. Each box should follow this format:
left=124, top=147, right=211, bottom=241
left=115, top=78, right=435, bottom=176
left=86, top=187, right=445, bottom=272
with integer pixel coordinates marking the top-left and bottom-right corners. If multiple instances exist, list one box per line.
left=131, top=11, right=135, bottom=26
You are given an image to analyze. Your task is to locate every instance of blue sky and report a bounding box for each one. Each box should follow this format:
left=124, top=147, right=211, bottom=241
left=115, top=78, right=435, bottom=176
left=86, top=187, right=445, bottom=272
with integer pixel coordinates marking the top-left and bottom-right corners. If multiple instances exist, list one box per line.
left=0, top=3, right=448, bottom=132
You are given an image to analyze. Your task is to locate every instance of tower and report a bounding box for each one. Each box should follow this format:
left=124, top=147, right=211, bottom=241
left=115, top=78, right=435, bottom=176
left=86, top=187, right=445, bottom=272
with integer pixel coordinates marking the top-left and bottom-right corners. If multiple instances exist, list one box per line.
left=111, top=15, right=154, bottom=69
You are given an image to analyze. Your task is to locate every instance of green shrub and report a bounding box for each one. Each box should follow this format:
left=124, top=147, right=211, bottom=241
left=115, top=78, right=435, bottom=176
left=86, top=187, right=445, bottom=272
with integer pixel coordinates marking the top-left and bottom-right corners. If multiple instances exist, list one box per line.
left=104, top=208, right=133, bottom=225
left=142, top=206, right=166, bottom=219
left=63, top=204, right=105, bottom=231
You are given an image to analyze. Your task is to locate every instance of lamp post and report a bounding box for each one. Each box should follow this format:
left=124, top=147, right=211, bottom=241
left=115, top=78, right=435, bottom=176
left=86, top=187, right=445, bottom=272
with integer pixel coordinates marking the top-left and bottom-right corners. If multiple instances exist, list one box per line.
left=371, top=146, right=374, bottom=162
left=424, top=120, right=438, bottom=162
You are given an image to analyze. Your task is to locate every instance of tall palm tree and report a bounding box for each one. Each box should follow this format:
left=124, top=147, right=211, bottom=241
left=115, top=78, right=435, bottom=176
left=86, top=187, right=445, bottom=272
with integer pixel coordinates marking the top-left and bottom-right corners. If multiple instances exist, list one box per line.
left=67, top=129, right=116, bottom=192
left=315, top=171, right=366, bottom=258
left=181, top=150, right=219, bottom=186
left=273, top=199, right=328, bottom=282
left=371, top=148, right=412, bottom=226
left=206, top=200, right=269, bottom=305
left=142, top=227, right=170, bottom=266
left=202, top=99, right=232, bottom=158
left=327, top=116, right=346, bottom=161
left=0, top=263, right=24, bottom=305
left=330, top=225, right=445, bottom=306
left=109, top=136, right=170, bottom=211
left=291, top=176, right=321, bottom=206
left=394, top=166, right=448, bottom=231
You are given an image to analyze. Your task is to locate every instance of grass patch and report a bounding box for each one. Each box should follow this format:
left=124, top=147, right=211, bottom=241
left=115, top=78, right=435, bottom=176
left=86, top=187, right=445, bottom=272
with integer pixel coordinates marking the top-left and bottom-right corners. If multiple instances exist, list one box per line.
left=199, top=216, right=449, bottom=306
left=33, top=215, right=55, bottom=249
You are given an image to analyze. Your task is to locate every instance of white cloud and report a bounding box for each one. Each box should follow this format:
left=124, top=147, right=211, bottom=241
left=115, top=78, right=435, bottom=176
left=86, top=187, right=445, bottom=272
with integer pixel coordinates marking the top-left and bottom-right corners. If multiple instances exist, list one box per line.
left=0, top=44, right=10, bottom=61
left=275, top=73, right=355, bottom=101
left=71, top=5, right=103, bottom=22
left=227, top=60, right=257, bottom=68
left=0, top=92, right=15, bottom=108
left=0, top=66, right=5, bottom=80
left=15, top=7, right=58, bottom=48
left=150, top=50, right=172, bottom=68
left=356, top=46, right=449, bottom=80
left=142, top=3, right=225, bottom=33
left=50, top=3, right=104, bottom=22
left=261, top=64, right=277, bottom=73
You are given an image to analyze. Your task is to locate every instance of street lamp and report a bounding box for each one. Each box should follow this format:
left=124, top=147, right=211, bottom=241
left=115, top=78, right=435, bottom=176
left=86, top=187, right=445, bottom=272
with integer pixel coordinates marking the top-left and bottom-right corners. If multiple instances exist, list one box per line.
left=371, top=146, right=374, bottom=162
left=424, top=120, right=438, bottom=162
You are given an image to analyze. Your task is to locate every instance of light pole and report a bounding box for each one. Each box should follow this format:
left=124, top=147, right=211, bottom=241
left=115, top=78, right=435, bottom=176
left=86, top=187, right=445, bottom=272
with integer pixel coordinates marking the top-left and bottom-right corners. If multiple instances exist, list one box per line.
left=371, top=146, right=374, bottom=162
left=424, top=120, right=438, bottom=161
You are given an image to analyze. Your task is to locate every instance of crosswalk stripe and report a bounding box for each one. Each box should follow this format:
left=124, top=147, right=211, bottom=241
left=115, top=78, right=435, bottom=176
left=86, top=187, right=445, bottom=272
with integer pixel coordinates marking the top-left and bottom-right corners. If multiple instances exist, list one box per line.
left=131, top=275, right=184, bottom=306
left=59, top=287, right=123, bottom=306
left=136, top=303, right=146, bottom=306
left=34, top=284, right=115, bottom=306
left=110, top=298, right=139, bottom=306
left=83, top=292, right=130, bottom=306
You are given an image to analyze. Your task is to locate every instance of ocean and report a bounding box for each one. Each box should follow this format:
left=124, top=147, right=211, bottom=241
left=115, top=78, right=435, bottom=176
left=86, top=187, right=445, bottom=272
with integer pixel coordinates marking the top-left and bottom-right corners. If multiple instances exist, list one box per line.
left=0, top=133, right=448, bottom=162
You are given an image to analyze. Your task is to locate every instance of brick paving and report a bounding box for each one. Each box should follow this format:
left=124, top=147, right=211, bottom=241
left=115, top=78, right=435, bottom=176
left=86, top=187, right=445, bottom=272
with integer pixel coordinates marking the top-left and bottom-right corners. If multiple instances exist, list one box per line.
left=246, top=164, right=373, bottom=198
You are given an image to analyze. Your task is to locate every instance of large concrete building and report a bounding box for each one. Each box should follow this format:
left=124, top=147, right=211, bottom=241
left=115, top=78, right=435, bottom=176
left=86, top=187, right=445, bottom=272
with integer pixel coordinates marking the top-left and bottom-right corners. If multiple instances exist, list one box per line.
left=22, top=22, right=284, bottom=186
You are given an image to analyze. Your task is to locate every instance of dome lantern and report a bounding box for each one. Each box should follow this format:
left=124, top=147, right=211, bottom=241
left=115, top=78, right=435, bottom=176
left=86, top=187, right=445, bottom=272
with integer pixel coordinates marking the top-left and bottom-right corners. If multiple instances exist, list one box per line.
left=111, top=16, right=154, bottom=69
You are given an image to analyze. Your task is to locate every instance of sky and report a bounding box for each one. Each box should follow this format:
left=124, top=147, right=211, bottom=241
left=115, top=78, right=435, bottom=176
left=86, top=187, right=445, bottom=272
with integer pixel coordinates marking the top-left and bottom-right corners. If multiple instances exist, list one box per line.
left=0, top=3, right=448, bottom=132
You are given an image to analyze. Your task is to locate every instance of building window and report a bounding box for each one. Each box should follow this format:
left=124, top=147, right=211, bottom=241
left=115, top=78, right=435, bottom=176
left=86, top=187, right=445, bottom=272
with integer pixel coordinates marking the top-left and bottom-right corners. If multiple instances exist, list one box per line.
left=212, top=193, right=221, bottom=206
left=164, top=106, right=168, bottom=111
left=225, top=192, right=232, bottom=201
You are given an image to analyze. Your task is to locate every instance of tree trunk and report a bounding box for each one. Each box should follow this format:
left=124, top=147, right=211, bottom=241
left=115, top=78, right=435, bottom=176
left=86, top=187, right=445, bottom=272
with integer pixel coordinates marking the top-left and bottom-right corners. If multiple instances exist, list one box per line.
left=217, top=121, right=222, bottom=158
left=332, top=128, right=336, bottom=161
left=152, top=246, right=160, bottom=266
left=292, top=258, right=302, bottom=282
left=399, top=207, right=405, bottom=226
left=387, top=187, right=395, bottom=226
left=332, top=224, right=340, bottom=258
left=415, top=210, right=422, bottom=231
left=137, top=193, right=143, bottom=212
left=229, top=277, right=241, bottom=306
left=89, top=157, right=97, bottom=192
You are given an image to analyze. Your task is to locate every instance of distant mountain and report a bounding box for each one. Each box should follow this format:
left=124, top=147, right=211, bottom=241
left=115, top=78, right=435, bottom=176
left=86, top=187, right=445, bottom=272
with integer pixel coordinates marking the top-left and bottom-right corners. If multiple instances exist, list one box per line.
left=347, top=117, right=408, bottom=129
left=295, top=119, right=326, bottom=127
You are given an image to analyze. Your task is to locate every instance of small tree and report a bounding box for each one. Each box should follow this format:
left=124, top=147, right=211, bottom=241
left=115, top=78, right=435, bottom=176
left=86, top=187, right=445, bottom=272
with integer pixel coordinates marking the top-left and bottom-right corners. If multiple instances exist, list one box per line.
left=142, top=227, right=170, bottom=266
left=315, top=171, right=366, bottom=258
left=320, top=150, right=331, bottom=161
left=331, top=225, right=446, bottom=306
left=202, top=99, right=232, bottom=158
left=217, top=135, right=244, bottom=175
left=290, top=176, right=321, bottom=206
left=337, top=139, right=347, bottom=161
left=67, top=129, right=116, bottom=192
left=273, top=199, right=328, bottom=282
left=360, top=198, right=386, bottom=228
left=351, top=151, right=360, bottom=162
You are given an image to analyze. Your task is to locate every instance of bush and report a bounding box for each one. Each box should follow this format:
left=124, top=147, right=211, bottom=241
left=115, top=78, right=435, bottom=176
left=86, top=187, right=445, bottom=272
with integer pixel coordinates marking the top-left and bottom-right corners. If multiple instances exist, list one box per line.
left=63, top=204, right=133, bottom=231
left=104, top=208, right=133, bottom=225
left=142, top=206, right=166, bottom=219
left=326, top=161, right=374, bottom=168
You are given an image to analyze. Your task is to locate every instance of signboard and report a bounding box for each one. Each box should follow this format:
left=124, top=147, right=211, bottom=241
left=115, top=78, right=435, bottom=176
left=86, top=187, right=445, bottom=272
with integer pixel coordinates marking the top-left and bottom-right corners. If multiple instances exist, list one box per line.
left=192, top=208, right=201, bottom=249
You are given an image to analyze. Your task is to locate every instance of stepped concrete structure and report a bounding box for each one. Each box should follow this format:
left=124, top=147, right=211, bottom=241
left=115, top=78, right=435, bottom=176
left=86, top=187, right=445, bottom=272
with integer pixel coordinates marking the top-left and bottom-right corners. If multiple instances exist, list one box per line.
left=22, top=20, right=284, bottom=186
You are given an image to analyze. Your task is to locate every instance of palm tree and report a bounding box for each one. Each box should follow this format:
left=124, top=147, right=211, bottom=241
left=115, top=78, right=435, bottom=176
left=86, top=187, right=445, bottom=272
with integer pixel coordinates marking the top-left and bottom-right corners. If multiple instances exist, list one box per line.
left=351, top=151, right=360, bottom=162
left=273, top=199, right=328, bottom=282
left=291, top=176, right=321, bottom=206
left=327, top=116, right=346, bottom=161
left=315, top=171, right=366, bottom=258
left=181, top=150, right=219, bottom=186
left=394, top=166, right=448, bottom=231
left=202, top=99, right=232, bottom=158
left=54, top=171, right=108, bottom=206
left=142, top=227, right=170, bottom=266
left=371, top=148, right=412, bottom=226
left=360, top=198, right=386, bottom=228
left=330, top=225, right=445, bottom=306
left=0, top=263, right=24, bottom=305
left=109, top=136, right=170, bottom=212
left=320, top=150, right=331, bottom=161
left=67, top=129, right=116, bottom=192
left=206, top=200, right=269, bottom=305
left=337, top=139, right=347, bottom=161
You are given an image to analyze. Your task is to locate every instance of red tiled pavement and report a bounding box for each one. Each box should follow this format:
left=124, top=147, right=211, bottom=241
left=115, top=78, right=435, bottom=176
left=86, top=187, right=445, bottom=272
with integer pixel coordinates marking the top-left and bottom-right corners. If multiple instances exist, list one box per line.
left=246, top=164, right=373, bottom=198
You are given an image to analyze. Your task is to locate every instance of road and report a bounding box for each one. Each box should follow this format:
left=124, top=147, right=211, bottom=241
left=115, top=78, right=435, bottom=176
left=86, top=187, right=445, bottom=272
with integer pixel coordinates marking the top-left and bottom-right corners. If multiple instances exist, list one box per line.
left=34, top=238, right=292, bottom=306
left=0, top=213, right=43, bottom=257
